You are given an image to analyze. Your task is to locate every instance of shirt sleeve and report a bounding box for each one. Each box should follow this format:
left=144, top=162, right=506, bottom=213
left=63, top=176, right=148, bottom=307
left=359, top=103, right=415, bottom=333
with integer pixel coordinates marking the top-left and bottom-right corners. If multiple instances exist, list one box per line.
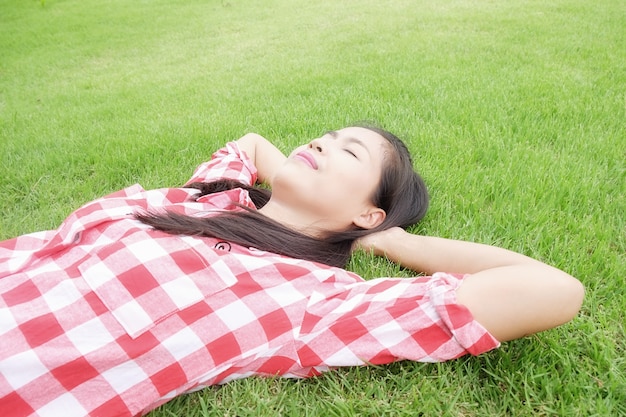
left=295, top=272, right=500, bottom=372
left=185, top=142, right=258, bottom=186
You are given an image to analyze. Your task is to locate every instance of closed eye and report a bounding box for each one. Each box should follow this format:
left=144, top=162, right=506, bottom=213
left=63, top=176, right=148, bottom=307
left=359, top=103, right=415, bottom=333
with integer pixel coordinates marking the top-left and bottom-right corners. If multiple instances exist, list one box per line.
left=344, top=149, right=358, bottom=159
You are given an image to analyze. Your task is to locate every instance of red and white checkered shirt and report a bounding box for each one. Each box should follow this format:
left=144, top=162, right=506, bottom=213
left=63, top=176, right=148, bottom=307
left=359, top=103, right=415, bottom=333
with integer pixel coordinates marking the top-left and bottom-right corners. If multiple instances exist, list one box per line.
left=0, top=143, right=499, bottom=416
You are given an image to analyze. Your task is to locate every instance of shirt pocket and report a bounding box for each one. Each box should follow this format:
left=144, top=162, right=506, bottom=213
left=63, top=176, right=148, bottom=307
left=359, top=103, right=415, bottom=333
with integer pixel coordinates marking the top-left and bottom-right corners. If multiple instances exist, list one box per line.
left=78, top=228, right=236, bottom=338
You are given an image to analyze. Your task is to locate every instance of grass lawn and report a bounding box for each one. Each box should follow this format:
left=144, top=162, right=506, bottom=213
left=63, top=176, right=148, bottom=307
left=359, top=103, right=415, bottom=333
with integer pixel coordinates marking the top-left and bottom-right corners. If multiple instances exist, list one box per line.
left=1, top=0, right=624, bottom=415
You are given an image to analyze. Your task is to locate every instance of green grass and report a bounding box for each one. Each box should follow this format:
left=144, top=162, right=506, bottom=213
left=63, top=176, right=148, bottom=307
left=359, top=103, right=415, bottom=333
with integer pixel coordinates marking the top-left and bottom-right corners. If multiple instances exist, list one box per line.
left=1, top=0, right=624, bottom=415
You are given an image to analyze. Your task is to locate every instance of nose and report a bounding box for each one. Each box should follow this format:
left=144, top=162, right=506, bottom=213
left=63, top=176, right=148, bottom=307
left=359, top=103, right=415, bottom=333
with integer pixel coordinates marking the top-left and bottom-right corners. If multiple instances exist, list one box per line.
left=308, top=138, right=324, bottom=153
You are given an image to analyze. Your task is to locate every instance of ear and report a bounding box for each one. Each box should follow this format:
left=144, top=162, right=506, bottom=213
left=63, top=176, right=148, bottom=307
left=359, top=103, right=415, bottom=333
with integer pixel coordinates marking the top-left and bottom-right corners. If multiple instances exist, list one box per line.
left=353, top=206, right=386, bottom=230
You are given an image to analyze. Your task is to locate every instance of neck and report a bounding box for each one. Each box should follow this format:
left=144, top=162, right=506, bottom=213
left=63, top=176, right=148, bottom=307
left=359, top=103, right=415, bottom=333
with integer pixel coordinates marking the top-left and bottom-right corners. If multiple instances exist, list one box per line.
left=258, top=199, right=337, bottom=238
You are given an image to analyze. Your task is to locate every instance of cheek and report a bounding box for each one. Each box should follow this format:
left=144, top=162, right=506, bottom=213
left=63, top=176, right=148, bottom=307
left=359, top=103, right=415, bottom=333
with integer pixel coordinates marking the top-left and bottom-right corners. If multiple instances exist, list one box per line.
left=325, top=172, right=375, bottom=206
left=344, top=170, right=378, bottom=196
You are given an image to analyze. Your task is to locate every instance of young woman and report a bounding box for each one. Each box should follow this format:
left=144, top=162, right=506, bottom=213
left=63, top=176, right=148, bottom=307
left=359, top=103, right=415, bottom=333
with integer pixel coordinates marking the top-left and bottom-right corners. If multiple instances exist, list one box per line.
left=0, top=125, right=583, bottom=416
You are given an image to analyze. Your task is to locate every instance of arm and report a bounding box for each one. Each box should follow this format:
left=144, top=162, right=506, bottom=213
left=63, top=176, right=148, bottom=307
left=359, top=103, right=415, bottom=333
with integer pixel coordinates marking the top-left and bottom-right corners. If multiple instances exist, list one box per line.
left=358, top=226, right=548, bottom=275
left=358, top=227, right=584, bottom=342
left=236, top=133, right=287, bottom=186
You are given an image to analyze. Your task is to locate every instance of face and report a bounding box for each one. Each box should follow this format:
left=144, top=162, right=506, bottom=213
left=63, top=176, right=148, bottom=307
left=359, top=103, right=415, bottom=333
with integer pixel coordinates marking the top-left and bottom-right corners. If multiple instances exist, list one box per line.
left=270, top=127, right=388, bottom=231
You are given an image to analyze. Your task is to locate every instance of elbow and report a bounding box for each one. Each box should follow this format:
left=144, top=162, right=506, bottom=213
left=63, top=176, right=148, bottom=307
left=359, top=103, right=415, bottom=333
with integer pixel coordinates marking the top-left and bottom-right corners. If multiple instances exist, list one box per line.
left=559, top=273, right=585, bottom=324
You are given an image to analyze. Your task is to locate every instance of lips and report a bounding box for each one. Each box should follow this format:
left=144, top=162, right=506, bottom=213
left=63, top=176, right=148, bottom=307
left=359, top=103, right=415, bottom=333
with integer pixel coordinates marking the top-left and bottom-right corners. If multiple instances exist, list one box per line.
left=294, top=151, right=318, bottom=170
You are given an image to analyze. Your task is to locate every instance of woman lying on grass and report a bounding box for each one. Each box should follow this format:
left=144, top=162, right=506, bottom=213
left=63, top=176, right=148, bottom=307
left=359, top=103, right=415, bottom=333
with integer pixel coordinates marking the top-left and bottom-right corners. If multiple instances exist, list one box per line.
left=0, top=125, right=584, bottom=416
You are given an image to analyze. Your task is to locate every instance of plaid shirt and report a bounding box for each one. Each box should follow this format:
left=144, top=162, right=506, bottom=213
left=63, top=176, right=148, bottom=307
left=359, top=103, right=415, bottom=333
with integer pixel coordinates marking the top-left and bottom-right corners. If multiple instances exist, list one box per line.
left=0, top=143, right=499, bottom=416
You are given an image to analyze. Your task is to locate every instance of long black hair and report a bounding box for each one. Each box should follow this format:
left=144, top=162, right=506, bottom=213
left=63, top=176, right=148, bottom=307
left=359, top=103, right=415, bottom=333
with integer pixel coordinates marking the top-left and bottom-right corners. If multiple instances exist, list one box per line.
left=136, top=125, right=428, bottom=268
